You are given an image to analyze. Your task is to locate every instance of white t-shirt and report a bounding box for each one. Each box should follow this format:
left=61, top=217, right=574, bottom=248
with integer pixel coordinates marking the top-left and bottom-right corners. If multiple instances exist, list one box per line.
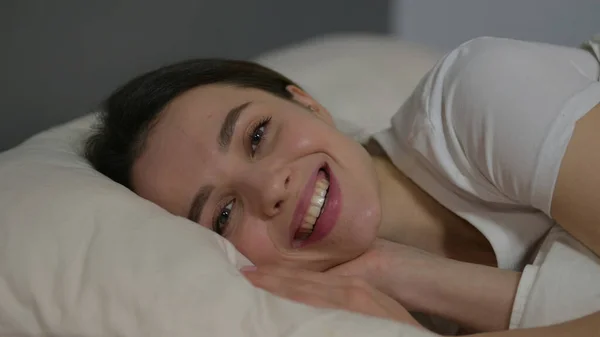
left=373, top=37, right=600, bottom=271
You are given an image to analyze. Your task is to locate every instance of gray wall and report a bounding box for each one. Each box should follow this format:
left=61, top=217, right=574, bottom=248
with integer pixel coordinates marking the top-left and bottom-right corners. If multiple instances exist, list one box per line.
left=392, top=0, right=600, bottom=51
left=0, top=0, right=389, bottom=151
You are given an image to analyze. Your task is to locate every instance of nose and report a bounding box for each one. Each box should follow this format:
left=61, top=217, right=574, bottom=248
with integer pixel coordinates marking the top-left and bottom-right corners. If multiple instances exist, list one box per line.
left=243, top=166, right=291, bottom=217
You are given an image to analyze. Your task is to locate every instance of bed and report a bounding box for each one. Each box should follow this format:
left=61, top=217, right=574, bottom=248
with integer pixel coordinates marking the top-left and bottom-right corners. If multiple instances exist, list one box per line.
left=1, top=33, right=599, bottom=337
left=0, top=34, right=441, bottom=337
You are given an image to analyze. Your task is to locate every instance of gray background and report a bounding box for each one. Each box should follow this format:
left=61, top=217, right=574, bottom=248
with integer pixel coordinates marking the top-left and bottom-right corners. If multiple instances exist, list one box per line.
left=0, top=0, right=389, bottom=151
left=392, top=0, right=600, bottom=51
left=3, top=1, right=600, bottom=151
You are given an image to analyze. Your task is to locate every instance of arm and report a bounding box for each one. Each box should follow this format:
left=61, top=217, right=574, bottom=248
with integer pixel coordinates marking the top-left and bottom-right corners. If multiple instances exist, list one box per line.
left=248, top=38, right=600, bottom=336
left=381, top=37, right=600, bottom=335
left=480, top=102, right=600, bottom=337
left=400, top=243, right=600, bottom=337
left=552, top=103, right=600, bottom=258
left=373, top=37, right=600, bottom=334
left=459, top=43, right=600, bottom=336
left=397, top=256, right=521, bottom=332
left=470, top=46, right=600, bottom=337
left=329, top=239, right=600, bottom=337
left=429, top=37, right=600, bottom=335
left=473, top=314, right=600, bottom=337
left=328, top=239, right=521, bottom=332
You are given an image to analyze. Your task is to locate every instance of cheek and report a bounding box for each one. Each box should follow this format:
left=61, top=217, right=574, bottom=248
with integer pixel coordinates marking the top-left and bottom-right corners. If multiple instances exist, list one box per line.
left=279, top=115, right=332, bottom=151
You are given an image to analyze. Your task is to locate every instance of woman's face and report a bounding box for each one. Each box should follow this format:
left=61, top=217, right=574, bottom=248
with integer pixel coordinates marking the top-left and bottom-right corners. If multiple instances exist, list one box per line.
left=132, top=84, right=381, bottom=271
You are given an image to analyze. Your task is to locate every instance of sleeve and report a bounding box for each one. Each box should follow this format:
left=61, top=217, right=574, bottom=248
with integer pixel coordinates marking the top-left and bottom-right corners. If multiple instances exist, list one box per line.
left=508, top=264, right=539, bottom=329
left=509, top=226, right=600, bottom=329
left=438, top=37, right=600, bottom=215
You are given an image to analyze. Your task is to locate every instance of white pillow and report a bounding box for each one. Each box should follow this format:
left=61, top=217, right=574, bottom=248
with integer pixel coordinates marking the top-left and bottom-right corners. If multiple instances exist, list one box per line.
left=0, top=35, right=439, bottom=337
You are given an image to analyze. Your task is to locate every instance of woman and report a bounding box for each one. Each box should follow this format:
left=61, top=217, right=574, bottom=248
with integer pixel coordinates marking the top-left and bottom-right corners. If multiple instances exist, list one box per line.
left=86, top=36, right=600, bottom=335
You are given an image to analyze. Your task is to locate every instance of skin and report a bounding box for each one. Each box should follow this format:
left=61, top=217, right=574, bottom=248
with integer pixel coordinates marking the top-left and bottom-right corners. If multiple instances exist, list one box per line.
left=246, top=102, right=600, bottom=337
left=132, top=84, right=383, bottom=272
left=133, top=81, right=600, bottom=334
left=240, top=264, right=422, bottom=328
left=132, top=83, right=494, bottom=272
left=129, top=81, right=503, bottom=333
left=327, top=239, right=521, bottom=332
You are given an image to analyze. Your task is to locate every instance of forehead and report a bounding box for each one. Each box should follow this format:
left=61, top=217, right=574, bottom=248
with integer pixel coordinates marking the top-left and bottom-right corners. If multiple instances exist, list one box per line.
left=145, top=84, right=281, bottom=158
left=163, top=84, right=262, bottom=123
left=130, top=84, right=275, bottom=214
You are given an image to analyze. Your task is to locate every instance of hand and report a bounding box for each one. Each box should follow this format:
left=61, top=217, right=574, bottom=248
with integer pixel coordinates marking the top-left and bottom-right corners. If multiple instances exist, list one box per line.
left=327, top=238, right=437, bottom=311
left=241, top=265, right=423, bottom=328
left=330, top=238, right=521, bottom=332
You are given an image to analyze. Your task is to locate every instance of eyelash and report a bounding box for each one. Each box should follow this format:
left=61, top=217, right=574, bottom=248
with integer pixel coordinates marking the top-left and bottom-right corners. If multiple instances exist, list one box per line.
left=248, top=116, right=271, bottom=157
left=213, top=198, right=234, bottom=235
left=212, top=116, right=272, bottom=235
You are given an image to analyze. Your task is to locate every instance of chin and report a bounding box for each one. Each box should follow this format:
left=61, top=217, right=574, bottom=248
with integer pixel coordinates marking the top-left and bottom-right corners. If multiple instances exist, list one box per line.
left=353, top=209, right=381, bottom=247
left=334, top=212, right=381, bottom=262
left=351, top=222, right=379, bottom=253
left=354, top=201, right=382, bottom=238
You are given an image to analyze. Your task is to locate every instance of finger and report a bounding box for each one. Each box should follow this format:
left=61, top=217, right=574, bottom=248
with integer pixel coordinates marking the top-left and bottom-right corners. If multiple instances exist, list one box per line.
left=245, top=270, right=420, bottom=327
left=244, top=267, right=375, bottom=305
left=244, top=268, right=330, bottom=291
left=244, top=265, right=351, bottom=287
left=245, top=269, right=378, bottom=311
left=244, top=271, right=347, bottom=308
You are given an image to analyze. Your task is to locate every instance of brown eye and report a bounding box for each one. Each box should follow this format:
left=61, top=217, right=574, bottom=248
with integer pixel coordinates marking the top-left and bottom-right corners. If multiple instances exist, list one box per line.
left=248, top=117, right=271, bottom=156
left=250, top=126, right=265, bottom=152
left=214, top=200, right=234, bottom=235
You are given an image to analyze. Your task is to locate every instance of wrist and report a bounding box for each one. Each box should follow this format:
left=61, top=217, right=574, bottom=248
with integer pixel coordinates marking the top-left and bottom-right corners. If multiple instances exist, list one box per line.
left=407, top=257, right=521, bottom=332
left=374, top=247, right=444, bottom=312
left=376, top=248, right=522, bottom=332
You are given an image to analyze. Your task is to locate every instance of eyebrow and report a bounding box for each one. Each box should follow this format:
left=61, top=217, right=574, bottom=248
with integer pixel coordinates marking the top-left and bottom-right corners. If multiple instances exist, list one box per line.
left=218, top=101, right=252, bottom=151
left=187, top=184, right=214, bottom=223
left=187, top=101, right=252, bottom=223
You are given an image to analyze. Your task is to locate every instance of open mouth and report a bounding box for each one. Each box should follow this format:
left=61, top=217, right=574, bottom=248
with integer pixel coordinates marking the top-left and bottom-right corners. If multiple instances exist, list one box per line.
left=293, top=168, right=330, bottom=242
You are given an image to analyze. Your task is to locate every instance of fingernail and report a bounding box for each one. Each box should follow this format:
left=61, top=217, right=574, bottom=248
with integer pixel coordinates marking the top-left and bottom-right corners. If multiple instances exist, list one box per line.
left=240, top=265, right=257, bottom=272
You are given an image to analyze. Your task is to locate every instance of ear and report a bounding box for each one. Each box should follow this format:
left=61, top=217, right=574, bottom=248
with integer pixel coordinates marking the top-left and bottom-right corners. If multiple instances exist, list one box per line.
left=286, top=85, right=334, bottom=125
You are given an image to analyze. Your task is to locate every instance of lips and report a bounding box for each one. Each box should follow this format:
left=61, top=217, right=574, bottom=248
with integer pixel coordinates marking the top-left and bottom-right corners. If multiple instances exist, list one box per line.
left=290, top=163, right=341, bottom=248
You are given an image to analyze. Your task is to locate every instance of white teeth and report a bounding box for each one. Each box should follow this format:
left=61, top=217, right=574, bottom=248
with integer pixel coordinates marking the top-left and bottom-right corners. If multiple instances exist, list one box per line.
left=311, top=195, right=325, bottom=205
left=315, top=188, right=327, bottom=198
left=300, top=177, right=330, bottom=230
left=307, top=205, right=321, bottom=217
left=300, top=220, right=314, bottom=230
left=304, top=214, right=317, bottom=226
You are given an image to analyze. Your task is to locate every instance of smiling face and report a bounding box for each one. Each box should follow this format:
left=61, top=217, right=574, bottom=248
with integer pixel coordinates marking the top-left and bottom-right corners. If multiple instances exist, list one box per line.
left=131, top=84, right=381, bottom=271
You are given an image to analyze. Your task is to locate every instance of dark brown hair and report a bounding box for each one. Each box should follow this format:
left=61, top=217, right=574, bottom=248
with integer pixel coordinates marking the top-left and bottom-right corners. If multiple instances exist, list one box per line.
left=85, top=59, right=298, bottom=189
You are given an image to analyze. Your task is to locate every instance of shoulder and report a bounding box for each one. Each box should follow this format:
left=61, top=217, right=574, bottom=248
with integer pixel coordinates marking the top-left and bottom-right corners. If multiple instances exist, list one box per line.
left=426, top=36, right=598, bottom=115
left=392, top=37, right=540, bottom=155
left=415, top=35, right=598, bottom=153
left=395, top=37, right=547, bottom=133
left=425, top=36, right=562, bottom=116
left=389, top=36, right=599, bottom=207
left=388, top=37, right=534, bottom=202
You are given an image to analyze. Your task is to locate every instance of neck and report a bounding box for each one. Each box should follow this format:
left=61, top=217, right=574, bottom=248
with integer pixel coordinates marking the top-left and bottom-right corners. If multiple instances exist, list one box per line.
left=370, top=152, right=496, bottom=267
